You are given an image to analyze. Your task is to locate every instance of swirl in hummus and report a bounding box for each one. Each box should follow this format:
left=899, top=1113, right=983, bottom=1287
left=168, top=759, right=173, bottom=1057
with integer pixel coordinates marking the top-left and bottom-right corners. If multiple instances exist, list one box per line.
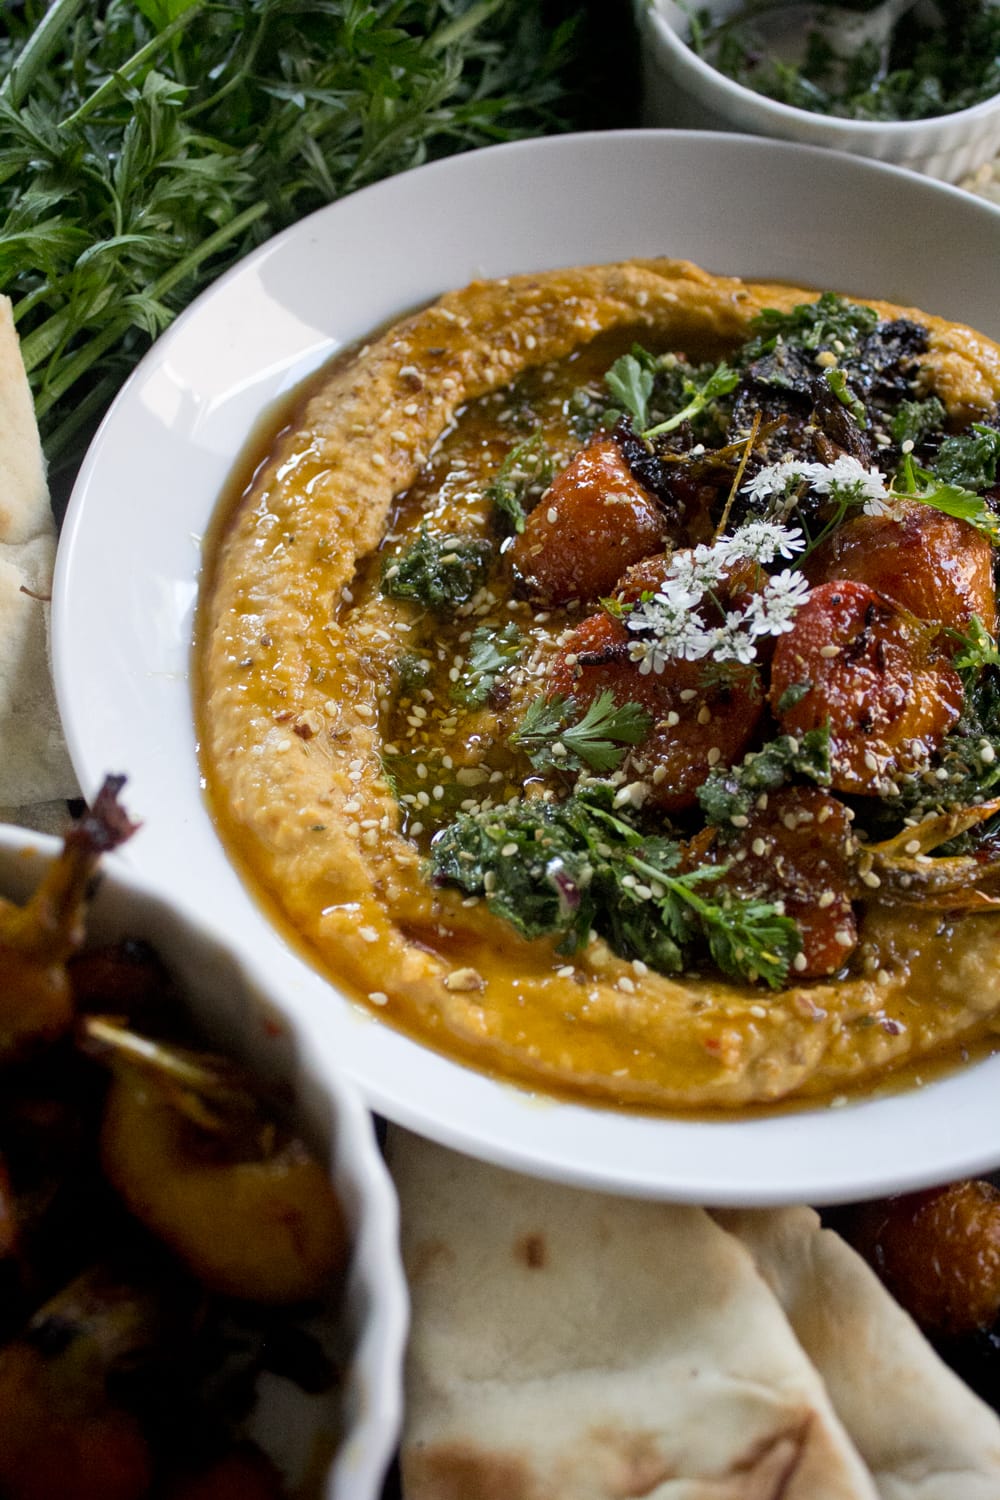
left=196, top=259, right=1000, bottom=1111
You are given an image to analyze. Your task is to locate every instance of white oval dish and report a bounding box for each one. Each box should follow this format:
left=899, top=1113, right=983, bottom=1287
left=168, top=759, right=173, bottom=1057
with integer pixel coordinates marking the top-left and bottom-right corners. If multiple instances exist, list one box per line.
left=637, top=0, right=1000, bottom=183
left=53, top=129, right=1000, bottom=1207
left=0, top=823, right=407, bottom=1500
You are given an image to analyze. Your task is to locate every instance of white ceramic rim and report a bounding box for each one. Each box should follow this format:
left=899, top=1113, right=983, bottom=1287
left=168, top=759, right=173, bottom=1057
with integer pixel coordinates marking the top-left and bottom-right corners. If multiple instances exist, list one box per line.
left=643, top=0, right=1000, bottom=142
left=0, top=824, right=408, bottom=1500
left=52, top=128, right=1000, bottom=1206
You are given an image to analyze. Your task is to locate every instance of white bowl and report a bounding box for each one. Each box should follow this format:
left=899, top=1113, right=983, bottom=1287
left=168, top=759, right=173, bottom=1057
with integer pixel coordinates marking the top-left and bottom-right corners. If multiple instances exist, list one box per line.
left=637, top=0, right=1000, bottom=182
left=0, top=822, right=407, bottom=1500
left=53, top=130, right=1000, bottom=1206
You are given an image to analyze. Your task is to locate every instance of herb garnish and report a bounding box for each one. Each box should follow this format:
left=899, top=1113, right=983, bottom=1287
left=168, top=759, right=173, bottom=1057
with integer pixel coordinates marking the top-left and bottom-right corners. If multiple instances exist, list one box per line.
left=741, top=293, right=879, bottom=361
left=604, top=348, right=657, bottom=431
left=933, top=425, right=1000, bottom=493
left=452, top=623, right=523, bottom=708
left=603, top=350, right=739, bottom=440
left=697, top=727, right=833, bottom=826
left=486, top=433, right=554, bottom=535
left=510, top=691, right=653, bottom=774
left=689, top=5, right=1000, bottom=124
left=745, top=452, right=1000, bottom=548
left=429, top=783, right=801, bottom=987
left=380, top=527, right=491, bottom=610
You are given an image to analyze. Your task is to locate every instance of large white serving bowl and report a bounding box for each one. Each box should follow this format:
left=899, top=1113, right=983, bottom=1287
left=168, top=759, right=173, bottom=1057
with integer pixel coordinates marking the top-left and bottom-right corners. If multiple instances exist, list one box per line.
left=637, top=0, right=1000, bottom=184
left=0, top=823, right=407, bottom=1500
left=53, top=129, right=1000, bottom=1207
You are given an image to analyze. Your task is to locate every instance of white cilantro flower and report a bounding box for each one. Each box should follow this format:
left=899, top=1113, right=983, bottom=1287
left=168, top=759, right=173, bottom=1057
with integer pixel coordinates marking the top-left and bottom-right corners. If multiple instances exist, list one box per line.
left=666, top=543, right=729, bottom=591
left=626, top=591, right=712, bottom=672
left=742, top=454, right=892, bottom=517
left=743, top=569, right=811, bottom=638
left=809, top=454, right=889, bottom=508
left=622, top=521, right=811, bottom=673
left=705, top=610, right=757, bottom=665
left=719, top=520, right=806, bottom=566
left=740, top=460, right=812, bottom=504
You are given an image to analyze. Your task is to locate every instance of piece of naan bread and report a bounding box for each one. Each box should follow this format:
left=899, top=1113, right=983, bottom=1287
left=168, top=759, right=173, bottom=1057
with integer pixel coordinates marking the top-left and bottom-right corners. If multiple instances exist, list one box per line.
left=0, top=295, right=77, bottom=810
left=716, top=1207, right=1000, bottom=1500
left=390, top=1129, right=878, bottom=1499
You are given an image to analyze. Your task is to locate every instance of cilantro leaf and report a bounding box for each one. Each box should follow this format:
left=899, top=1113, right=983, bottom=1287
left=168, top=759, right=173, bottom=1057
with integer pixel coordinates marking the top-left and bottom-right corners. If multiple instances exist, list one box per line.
left=604, top=351, right=655, bottom=431
left=510, top=690, right=652, bottom=773
left=486, top=432, right=554, bottom=535
left=380, top=526, right=491, bottom=610
left=697, top=727, right=833, bottom=825
left=894, top=453, right=1000, bottom=543
left=451, top=623, right=523, bottom=708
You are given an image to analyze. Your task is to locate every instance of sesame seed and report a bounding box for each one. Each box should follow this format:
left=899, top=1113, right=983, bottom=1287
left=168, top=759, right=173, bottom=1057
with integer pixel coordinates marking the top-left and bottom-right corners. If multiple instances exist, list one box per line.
left=697, top=705, right=712, bottom=725
left=982, top=743, right=997, bottom=765
left=546, top=507, right=558, bottom=524
left=792, top=952, right=808, bottom=972
left=359, top=927, right=379, bottom=943
left=617, top=975, right=637, bottom=994
left=817, top=889, right=836, bottom=908
left=877, top=969, right=892, bottom=987
left=730, top=813, right=749, bottom=828
left=706, top=747, right=721, bottom=766
left=500, top=842, right=518, bottom=856
left=819, top=644, right=839, bottom=659
left=679, top=688, right=697, bottom=702
left=443, top=967, right=484, bottom=992
left=834, top=928, right=854, bottom=947
left=368, top=991, right=389, bottom=1006
left=751, top=837, right=767, bottom=856
left=665, top=711, right=681, bottom=728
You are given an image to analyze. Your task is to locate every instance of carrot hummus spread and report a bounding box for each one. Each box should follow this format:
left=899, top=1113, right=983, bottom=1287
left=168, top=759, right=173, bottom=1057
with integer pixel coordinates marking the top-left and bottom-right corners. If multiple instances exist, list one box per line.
left=197, top=258, right=1000, bottom=1110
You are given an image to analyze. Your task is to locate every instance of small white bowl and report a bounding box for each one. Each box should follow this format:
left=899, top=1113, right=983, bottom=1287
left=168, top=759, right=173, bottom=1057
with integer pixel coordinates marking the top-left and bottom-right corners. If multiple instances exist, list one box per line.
left=0, top=822, right=407, bottom=1500
left=636, top=0, right=1000, bottom=182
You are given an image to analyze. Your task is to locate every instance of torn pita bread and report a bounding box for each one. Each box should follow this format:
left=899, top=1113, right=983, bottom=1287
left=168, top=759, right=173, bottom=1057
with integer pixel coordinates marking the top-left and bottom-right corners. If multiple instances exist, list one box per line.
left=716, top=1207, right=1000, bottom=1500
left=390, top=1129, right=878, bottom=1500
left=0, top=295, right=77, bottom=807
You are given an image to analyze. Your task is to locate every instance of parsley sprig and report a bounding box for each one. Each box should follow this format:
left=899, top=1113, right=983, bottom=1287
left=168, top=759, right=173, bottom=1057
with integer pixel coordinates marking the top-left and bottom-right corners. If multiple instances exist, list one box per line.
left=429, top=784, right=801, bottom=987
left=510, top=690, right=652, bottom=773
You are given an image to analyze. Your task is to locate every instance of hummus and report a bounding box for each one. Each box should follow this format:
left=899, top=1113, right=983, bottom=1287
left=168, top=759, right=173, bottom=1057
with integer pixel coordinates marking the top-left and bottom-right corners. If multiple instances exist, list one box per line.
left=196, top=258, right=1000, bottom=1110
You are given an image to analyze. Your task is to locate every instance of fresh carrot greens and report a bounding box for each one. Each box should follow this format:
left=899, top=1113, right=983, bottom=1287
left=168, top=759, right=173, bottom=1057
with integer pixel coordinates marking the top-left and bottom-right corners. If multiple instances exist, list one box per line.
left=0, top=0, right=588, bottom=480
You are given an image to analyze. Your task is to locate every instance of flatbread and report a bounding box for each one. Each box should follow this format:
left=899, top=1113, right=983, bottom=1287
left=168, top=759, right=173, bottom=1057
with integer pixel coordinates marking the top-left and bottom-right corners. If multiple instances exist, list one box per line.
left=0, top=295, right=77, bottom=808
left=390, top=1129, right=877, bottom=1500
left=716, top=1207, right=1000, bottom=1500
